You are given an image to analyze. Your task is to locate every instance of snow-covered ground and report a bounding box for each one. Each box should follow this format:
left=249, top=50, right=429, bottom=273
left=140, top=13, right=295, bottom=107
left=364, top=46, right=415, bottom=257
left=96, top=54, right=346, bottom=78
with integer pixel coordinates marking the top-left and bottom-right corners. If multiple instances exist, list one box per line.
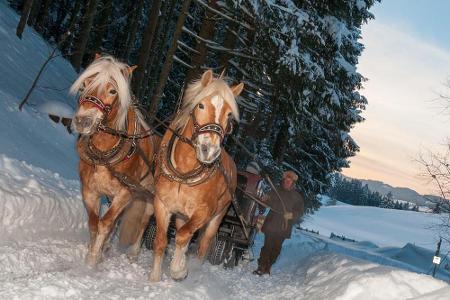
left=1, top=2, right=450, bottom=299
left=303, top=203, right=443, bottom=251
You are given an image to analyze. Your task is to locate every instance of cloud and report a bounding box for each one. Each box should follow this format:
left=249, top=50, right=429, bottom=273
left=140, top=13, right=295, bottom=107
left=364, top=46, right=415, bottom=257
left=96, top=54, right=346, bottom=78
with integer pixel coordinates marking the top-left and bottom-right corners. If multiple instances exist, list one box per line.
left=345, top=21, right=450, bottom=195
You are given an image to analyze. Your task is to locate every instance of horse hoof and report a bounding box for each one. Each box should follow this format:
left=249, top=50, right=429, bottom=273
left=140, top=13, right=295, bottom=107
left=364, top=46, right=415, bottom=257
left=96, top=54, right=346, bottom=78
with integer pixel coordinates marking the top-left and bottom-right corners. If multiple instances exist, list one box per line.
left=127, top=254, right=138, bottom=263
left=148, top=271, right=161, bottom=282
left=85, top=253, right=102, bottom=267
left=85, top=254, right=98, bottom=267
left=170, top=268, right=188, bottom=281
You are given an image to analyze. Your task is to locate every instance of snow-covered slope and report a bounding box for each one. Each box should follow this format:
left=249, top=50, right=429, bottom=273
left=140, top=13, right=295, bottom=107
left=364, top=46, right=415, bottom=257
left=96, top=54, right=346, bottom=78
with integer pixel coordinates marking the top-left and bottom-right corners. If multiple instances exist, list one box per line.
left=0, top=0, right=78, bottom=179
left=0, top=2, right=449, bottom=299
left=303, top=205, right=443, bottom=251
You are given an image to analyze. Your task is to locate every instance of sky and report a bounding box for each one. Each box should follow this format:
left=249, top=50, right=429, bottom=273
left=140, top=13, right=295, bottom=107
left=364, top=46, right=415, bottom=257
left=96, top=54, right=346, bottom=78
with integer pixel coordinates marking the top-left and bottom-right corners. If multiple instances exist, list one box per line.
left=342, top=0, right=450, bottom=195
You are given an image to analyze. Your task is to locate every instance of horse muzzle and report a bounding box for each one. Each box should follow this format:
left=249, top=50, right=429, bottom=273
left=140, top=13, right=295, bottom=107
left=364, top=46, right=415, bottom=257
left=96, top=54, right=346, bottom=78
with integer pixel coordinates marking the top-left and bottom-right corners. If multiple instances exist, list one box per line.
left=72, top=115, right=100, bottom=135
left=195, top=142, right=221, bottom=164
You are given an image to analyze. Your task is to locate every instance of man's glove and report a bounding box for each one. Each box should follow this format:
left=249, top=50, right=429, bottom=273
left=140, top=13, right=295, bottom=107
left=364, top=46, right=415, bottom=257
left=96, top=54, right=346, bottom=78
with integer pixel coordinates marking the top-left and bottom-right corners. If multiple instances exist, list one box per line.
left=284, top=212, right=293, bottom=220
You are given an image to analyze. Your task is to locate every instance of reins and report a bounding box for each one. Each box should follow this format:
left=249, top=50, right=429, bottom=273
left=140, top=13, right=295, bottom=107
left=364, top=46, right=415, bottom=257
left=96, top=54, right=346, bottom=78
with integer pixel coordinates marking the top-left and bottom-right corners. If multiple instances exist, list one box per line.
left=78, top=91, right=291, bottom=227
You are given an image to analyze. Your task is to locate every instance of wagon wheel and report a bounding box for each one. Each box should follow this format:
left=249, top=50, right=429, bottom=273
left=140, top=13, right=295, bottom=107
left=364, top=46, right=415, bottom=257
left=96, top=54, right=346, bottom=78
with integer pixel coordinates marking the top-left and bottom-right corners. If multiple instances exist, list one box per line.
left=143, top=219, right=157, bottom=250
left=207, top=234, right=232, bottom=266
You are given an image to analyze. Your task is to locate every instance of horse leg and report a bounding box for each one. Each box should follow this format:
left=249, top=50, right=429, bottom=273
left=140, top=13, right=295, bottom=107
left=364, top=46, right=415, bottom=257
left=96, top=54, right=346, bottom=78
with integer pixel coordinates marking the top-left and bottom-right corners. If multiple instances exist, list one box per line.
left=196, top=206, right=229, bottom=260
left=81, top=185, right=100, bottom=253
left=170, top=211, right=209, bottom=281
left=86, top=188, right=131, bottom=266
left=175, top=216, right=186, bottom=230
left=127, top=201, right=154, bottom=261
left=149, top=197, right=171, bottom=282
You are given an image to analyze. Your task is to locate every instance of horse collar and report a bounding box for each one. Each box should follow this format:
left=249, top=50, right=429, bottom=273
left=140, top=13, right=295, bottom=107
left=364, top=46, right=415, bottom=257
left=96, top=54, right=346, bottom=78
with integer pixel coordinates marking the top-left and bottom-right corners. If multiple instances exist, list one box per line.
left=77, top=111, right=140, bottom=166
left=158, top=133, right=220, bottom=186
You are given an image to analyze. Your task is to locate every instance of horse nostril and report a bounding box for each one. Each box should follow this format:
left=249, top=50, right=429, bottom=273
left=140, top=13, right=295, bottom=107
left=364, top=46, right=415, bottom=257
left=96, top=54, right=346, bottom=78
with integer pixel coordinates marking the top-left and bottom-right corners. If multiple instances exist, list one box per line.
left=76, top=117, right=93, bottom=128
left=201, top=144, right=208, bottom=154
left=82, top=118, right=93, bottom=128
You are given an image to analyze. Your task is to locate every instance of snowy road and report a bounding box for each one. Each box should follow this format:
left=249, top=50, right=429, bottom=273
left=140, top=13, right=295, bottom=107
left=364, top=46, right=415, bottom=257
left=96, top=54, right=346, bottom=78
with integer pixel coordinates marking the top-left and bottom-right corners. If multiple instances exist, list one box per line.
left=1, top=228, right=449, bottom=299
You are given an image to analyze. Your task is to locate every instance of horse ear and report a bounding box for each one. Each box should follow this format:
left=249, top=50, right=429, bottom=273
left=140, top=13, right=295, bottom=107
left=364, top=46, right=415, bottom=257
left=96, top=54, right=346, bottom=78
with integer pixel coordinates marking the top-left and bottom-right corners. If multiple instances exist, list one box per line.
left=122, top=65, right=138, bottom=78
left=200, top=69, right=214, bottom=86
left=127, top=65, right=138, bottom=75
left=231, top=82, right=244, bottom=97
left=94, top=53, right=102, bottom=60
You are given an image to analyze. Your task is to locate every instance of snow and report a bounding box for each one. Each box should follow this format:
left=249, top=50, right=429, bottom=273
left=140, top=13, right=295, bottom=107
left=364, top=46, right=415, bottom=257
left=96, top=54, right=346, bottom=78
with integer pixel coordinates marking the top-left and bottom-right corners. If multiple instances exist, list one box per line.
left=38, top=100, right=74, bottom=118
left=0, top=154, right=86, bottom=241
left=0, top=2, right=449, bottom=299
left=303, top=205, right=444, bottom=251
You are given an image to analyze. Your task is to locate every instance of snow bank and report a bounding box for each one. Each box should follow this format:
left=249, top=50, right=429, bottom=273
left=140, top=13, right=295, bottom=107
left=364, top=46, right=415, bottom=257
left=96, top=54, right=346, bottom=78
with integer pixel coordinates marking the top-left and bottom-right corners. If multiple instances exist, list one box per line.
left=0, top=0, right=79, bottom=180
left=303, top=205, right=443, bottom=251
left=0, top=0, right=77, bottom=110
left=0, top=154, right=86, bottom=241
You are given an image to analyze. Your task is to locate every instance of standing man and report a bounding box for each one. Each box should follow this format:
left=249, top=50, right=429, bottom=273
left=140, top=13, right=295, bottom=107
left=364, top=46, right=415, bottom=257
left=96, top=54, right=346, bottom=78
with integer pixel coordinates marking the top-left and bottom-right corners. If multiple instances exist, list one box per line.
left=253, top=170, right=304, bottom=275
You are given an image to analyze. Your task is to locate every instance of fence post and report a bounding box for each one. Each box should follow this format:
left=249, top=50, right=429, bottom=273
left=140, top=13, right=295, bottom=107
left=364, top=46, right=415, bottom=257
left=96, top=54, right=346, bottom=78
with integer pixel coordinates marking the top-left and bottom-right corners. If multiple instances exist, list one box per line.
left=432, top=238, right=442, bottom=278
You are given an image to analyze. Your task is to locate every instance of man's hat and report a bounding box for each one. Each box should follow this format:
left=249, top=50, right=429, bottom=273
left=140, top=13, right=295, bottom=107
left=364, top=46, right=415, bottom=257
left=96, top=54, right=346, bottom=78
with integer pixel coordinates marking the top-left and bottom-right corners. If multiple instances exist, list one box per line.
left=246, top=161, right=261, bottom=175
left=283, top=170, right=298, bottom=181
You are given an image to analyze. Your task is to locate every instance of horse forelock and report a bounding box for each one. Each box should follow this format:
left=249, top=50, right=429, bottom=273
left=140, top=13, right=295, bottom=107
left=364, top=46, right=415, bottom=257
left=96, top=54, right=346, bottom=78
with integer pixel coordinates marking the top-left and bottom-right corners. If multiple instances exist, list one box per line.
left=70, top=56, right=133, bottom=130
left=173, top=78, right=240, bottom=131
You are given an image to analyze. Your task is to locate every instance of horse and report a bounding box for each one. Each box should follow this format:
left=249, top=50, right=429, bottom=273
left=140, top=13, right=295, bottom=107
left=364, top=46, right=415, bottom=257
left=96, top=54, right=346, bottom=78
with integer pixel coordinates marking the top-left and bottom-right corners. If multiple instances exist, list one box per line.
left=149, top=69, right=244, bottom=281
left=70, top=54, right=159, bottom=266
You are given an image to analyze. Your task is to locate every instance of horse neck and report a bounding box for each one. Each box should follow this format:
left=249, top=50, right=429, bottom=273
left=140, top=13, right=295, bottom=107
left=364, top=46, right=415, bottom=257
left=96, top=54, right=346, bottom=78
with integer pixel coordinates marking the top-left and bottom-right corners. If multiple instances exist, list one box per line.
left=90, top=105, right=135, bottom=151
left=171, top=119, right=200, bottom=173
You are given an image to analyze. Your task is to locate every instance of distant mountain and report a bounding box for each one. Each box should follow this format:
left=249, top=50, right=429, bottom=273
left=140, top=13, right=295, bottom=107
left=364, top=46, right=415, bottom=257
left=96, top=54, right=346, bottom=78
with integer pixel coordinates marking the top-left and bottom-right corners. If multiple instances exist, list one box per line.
left=344, top=177, right=436, bottom=207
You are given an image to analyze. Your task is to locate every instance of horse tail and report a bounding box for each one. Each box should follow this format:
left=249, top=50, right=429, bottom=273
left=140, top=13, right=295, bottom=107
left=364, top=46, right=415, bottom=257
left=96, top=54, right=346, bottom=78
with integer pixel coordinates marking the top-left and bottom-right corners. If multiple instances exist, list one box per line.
left=118, top=200, right=150, bottom=247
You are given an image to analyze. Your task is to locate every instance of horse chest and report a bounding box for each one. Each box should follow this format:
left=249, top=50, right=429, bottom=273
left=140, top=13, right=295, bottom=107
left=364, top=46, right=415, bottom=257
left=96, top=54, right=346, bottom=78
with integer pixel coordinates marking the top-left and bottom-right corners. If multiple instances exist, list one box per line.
left=89, top=167, right=123, bottom=195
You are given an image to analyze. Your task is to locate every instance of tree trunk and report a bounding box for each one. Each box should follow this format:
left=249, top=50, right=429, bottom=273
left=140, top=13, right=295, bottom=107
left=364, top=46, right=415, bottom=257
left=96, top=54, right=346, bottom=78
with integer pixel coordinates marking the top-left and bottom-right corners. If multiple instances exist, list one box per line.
left=71, top=0, right=98, bottom=72
left=149, top=0, right=193, bottom=119
left=273, top=121, right=289, bottom=163
left=184, top=0, right=218, bottom=85
left=122, top=0, right=145, bottom=61
left=60, top=0, right=83, bottom=53
left=91, top=0, right=113, bottom=56
left=27, top=0, right=41, bottom=26
left=35, top=0, right=52, bottom=32
left=16, top=0, right=34, bottom=39
left=141, top=0, right=172, bottom=99
left=133, top=0, right=163, bottom=99
left=219, top=22, right=239, bottom=70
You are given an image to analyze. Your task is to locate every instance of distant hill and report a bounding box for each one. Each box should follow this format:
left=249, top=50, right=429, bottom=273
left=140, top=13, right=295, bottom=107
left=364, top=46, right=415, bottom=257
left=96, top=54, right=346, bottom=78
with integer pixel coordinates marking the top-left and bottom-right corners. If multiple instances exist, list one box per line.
left=344, top=177, right=437, bottom=207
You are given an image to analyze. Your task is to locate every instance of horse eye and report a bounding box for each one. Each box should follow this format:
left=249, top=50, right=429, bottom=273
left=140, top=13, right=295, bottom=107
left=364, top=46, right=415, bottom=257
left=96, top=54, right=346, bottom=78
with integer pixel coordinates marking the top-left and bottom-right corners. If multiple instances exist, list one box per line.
left=109, top=89, right=117, bottom=95
left=198, top=103, right=204, bottom=109
left=79, top=87, right=85, bottom=93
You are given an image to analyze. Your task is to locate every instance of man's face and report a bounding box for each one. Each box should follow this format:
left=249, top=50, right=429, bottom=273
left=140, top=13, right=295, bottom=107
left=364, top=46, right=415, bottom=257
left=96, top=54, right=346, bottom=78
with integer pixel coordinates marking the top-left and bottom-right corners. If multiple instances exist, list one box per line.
left=282, top=177, right=295, bottom=190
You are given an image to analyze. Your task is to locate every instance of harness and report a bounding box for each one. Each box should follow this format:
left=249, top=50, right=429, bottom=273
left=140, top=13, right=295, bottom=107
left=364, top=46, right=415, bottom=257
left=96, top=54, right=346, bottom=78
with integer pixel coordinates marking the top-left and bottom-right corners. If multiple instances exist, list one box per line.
left=157, top=133, right=220, bottom=186
left=155, top=110, right=252, bottom=238
left=77, top=94, right=155, bottom=198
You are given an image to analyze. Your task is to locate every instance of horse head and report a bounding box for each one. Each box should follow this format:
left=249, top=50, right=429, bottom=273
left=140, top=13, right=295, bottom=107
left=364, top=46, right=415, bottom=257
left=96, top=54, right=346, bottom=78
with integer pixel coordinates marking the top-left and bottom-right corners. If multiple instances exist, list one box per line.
left=70, top=54, right=137, bottom=135
left=181, top=70, right=244, bottom=164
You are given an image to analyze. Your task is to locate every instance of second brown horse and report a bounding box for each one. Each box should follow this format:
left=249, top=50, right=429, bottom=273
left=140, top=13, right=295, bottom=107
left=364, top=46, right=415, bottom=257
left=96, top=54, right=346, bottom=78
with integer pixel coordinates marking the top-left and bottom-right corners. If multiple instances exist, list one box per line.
left=149, top=70, right=244, bottom=281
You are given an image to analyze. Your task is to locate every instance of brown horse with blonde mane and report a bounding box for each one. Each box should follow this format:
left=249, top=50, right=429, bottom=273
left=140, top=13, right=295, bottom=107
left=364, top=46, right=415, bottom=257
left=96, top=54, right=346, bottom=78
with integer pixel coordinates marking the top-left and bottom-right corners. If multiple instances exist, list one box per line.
left=149, top=70, right=244, bottom=282
left=70, top=55, right=159, bottom=266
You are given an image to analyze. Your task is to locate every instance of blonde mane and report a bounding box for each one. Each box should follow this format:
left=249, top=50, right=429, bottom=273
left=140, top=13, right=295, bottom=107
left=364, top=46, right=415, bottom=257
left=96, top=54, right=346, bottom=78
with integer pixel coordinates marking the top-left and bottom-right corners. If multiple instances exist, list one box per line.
left=70, top=56, right=145, bottom=130
left=173, top=77, right=240, bottom=131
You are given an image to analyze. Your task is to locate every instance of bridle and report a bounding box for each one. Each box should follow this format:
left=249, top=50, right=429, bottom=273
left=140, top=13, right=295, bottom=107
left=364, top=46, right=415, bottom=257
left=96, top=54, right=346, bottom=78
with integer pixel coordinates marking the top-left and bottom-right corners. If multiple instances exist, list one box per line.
left=78, top=95, right=113, bottom=116
left=190, top=105, right=233, bottom=144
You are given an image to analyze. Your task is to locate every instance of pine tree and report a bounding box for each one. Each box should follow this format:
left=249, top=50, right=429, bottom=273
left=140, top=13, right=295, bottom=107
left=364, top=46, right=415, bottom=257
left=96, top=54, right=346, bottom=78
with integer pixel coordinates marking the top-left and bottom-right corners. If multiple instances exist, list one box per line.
left=71, top=0, right=98, bottom=72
